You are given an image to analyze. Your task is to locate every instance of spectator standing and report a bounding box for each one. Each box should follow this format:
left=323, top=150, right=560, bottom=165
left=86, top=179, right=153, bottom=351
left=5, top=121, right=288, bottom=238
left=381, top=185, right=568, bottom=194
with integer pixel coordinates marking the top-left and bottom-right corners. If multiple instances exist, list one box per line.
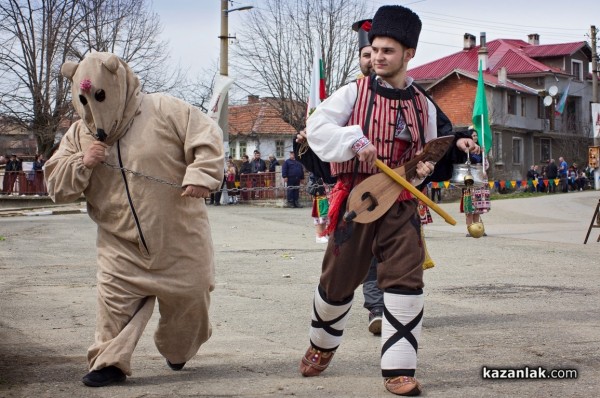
left=268, top=154, right=279, bottom=172
left=250, top=150, right=267, bottom=173
left=4, top=154, right=22, bottom=194
left=558, top=156, right=568, bottom=192
left=526, top=165, right=538, bottom=193
left=226, top=159, right=238, bottom=204
left=282, top=151, right=304, bottom=208
left=576, top=169, right=588, bottom=191
left=238, top=154, right=252, bottom=201
left=250, top=151, right=267, bottom=199
left=33, top=154, right=46, bottom=195
left=546, top=159, right=558, bottom=193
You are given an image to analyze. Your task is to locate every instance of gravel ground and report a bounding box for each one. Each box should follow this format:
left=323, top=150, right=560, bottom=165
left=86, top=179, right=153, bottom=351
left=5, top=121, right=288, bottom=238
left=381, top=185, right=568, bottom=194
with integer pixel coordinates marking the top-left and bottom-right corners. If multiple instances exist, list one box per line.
left=1, top=191, right=599, bottom=397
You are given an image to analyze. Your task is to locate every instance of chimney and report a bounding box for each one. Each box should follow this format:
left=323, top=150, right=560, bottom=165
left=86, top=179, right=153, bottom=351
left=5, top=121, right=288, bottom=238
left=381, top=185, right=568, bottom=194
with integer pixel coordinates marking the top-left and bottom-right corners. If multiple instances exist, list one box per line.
left=528, top=33, right=539, bottom=45
left=478, top=32, right=488, bottom=70
left=247, top=95, right=259, bottom=104
left=463, top=33, right=476, bottom=50
left=498, top=67, right=507, bottom=84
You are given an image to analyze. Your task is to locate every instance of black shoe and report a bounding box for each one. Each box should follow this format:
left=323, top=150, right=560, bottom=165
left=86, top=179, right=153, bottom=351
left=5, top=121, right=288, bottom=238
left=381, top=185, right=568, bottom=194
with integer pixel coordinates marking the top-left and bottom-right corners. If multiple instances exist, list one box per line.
left=166, top=359, right=186, bottom=371
left=82, top=366, right=126, bottom=387
left=293, top=202, right=303, bottom=208
left=368, top=308, right=383, bottom=335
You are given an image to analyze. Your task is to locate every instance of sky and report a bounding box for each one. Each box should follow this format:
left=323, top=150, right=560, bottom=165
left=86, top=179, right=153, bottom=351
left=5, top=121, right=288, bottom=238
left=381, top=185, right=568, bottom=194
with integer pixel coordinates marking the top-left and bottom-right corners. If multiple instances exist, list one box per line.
left=151, top=0, right=598, bottom=80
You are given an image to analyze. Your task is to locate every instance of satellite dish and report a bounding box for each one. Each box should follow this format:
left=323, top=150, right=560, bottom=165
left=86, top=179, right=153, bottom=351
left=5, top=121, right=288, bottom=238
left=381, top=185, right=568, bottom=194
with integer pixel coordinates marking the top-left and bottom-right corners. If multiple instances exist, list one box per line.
left=543, top=96, right=553, bottom=106
left=548, top=86, right=558, bottom=96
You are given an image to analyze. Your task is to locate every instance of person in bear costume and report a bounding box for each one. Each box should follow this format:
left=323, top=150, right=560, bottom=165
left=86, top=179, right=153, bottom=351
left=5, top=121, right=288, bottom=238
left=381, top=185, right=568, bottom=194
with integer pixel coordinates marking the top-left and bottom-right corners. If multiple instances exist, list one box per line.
left=44, top=52, right=224, bottom=387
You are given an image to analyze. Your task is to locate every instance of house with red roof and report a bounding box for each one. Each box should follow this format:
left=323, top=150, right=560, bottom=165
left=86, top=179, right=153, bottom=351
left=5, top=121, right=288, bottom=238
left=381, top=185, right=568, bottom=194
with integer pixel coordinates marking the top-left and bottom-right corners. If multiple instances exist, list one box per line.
left=409, top=32, right=594, bottom=179
left=228, top=95, right=298, bottom=161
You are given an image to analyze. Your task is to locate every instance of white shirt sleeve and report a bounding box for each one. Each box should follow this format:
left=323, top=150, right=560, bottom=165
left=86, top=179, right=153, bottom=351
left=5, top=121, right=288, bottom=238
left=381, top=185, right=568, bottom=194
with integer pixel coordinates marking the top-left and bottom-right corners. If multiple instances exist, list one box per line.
left=306, top=83, right=365, bottom=162
left=425, top=97, right=438, bottom=142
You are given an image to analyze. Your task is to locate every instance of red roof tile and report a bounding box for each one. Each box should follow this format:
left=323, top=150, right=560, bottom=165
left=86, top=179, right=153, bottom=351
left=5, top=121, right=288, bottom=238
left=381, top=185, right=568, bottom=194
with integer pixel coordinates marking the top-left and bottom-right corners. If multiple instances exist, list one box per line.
left=408, top=38, right=588, bottom=80
left=229, top=99, right=297, bottom=136
left=524, top=42, right=590, bottom=58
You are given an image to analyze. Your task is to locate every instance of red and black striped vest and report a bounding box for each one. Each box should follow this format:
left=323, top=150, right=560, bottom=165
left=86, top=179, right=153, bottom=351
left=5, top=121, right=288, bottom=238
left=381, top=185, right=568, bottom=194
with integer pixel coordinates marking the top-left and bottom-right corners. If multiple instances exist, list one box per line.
left=330, top=76, right=430, bottom=177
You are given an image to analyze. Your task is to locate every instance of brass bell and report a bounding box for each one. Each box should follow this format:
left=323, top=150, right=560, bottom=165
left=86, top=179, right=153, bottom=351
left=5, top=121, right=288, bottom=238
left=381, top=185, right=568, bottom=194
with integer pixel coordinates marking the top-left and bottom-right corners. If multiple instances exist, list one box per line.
left=464, top=173, right=474, bottom=186
left=467, top=221, right=485, bottom=238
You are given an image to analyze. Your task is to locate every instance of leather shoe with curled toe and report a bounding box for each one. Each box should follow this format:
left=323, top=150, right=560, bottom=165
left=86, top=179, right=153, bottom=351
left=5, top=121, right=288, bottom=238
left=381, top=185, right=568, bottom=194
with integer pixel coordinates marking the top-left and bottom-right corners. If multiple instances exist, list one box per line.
left=299, top=346, right=335, bottom=377
left=384, top=376, right=422, bottom=396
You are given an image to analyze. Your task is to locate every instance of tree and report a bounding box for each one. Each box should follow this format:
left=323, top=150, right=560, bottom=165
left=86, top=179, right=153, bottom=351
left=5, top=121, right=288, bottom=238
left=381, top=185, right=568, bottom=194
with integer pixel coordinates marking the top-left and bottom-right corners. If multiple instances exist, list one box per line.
left=231, top=0, right=372, bottom=132
left=0, top=0, right=80, bottom=157
left=0, top=0, right=189, bottom=157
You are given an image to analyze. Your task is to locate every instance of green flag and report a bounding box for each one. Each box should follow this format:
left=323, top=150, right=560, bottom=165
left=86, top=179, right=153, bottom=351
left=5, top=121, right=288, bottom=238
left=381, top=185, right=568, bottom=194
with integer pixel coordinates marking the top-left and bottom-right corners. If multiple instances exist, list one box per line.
left=472, top=60, right=492, bottom=154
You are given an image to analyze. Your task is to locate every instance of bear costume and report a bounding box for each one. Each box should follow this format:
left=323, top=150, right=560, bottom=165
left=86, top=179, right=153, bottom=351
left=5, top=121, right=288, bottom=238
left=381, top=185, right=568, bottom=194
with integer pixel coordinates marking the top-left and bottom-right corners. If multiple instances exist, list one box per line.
left=44, top=51, right=224, bottom=386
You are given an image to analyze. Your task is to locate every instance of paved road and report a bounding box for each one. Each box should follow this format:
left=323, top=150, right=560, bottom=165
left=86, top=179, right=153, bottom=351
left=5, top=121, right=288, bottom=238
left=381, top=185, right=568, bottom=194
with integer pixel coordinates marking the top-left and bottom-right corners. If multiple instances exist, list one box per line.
left=1, top=191, right=599, bottom=397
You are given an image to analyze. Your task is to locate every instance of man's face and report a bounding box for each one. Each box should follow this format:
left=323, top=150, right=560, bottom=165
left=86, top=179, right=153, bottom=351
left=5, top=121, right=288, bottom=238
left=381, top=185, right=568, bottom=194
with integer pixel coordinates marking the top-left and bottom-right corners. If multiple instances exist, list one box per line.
left=359, top=46, right=373, bottom=76
left=254, top=152, right=261, bottom=160
left=289, top=152, right=295, bottom=160
left=371, top=37, right=414, bottom=78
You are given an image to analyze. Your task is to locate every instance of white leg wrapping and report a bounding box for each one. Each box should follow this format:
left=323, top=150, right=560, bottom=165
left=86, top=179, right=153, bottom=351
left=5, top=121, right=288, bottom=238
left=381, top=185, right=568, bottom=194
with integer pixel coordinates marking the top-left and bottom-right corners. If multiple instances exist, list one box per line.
left=308, top=286, right=353, bottom=351
left=381, top=289, right=423, bottom=378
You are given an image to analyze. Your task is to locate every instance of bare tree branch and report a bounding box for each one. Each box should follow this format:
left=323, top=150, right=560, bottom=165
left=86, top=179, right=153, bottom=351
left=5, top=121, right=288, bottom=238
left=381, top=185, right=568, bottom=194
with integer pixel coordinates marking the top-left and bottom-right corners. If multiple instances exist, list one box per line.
left=231, top=0, right=372, bottom=131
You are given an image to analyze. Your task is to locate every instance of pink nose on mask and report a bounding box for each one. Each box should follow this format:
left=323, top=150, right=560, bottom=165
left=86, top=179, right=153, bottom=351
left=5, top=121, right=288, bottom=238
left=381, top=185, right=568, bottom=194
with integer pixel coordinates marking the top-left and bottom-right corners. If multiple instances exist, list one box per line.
left=80, top=79, right=92, bottom=93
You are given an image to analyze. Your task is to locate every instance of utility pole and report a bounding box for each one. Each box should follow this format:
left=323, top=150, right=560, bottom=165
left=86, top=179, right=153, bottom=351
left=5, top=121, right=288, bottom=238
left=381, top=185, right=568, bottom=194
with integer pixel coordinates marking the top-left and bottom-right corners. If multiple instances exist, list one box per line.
left=218, top=0, right=253, bottom=155
left=592, top=25, right=598, bottom=106
left=219, top=0, right=230, bottom=152
left=591, top=25, right=599, bottom=189
left=592, top=25, right=598, bottom=147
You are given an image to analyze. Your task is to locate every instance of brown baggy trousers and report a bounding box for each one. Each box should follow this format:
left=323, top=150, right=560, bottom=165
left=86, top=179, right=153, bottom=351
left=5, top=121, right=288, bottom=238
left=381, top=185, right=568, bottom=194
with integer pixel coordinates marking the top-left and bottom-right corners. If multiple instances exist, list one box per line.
left=319, top=200, right=425, bottom=302
left=87, top=229, right=213, bottom=375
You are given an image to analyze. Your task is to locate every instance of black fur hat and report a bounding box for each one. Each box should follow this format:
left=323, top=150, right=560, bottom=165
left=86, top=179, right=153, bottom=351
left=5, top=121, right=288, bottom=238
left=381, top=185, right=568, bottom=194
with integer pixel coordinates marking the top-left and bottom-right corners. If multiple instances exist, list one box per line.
left=352, top=19, right=372, bottom=51
left=368, top=5, right=422, bottom=50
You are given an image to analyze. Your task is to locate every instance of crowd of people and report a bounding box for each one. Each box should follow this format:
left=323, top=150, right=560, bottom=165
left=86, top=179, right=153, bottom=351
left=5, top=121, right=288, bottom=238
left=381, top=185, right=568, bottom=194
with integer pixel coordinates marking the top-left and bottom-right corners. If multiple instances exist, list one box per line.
left=526, top=157, right=593, bottom=193
left=0, top=153, right=46, bottom=195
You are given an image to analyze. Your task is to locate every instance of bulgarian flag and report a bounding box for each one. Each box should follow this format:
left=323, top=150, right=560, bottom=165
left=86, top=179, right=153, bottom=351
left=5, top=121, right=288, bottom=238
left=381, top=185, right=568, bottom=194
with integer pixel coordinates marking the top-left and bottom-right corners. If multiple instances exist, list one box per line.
left=307, top=46, right=327, bottom=118
left=555, top=82, right=570, bottom=116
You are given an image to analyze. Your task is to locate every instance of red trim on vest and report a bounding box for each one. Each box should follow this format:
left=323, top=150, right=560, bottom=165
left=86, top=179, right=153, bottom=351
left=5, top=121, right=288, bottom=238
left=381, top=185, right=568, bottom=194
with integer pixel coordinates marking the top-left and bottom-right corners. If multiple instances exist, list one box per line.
left=329, top=78, right=429, bottom=178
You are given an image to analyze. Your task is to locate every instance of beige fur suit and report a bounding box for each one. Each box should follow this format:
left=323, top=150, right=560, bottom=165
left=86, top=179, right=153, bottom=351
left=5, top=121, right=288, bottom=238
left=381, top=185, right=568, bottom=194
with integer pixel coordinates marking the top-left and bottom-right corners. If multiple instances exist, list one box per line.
left=45, top=52, right=224, bottom=375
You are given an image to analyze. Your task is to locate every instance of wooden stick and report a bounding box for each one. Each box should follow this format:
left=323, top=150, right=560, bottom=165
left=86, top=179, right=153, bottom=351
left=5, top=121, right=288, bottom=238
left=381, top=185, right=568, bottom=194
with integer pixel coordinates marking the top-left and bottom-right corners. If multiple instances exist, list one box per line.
left=374, top=159, right=456, bottom=225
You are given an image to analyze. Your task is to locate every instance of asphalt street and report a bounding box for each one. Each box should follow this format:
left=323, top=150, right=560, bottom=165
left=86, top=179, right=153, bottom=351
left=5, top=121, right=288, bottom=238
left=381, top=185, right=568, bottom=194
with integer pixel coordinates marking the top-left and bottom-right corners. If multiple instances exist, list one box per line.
left=0, top=191, right=599, bottom=397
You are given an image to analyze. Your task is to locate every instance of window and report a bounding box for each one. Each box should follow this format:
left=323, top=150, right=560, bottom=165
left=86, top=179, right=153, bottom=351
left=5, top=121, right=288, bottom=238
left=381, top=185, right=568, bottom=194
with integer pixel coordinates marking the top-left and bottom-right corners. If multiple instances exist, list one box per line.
left=238, top=141, right=247, bottom=159
left=537, top=97, right=545, bottom=119
left=507, top=93, right=516, bottom=115
left=571, top=60, right=583, bottom=81
left=512, top=137, right=523, bottom=164
left=275, top=140, right=285, bottom=158
left=520, top=97, right=526, bottom=117
left=493, top=132, right=502, bottom=163
left=540, top=138, right=551, bottom=163
left=230, top=145, right=237, bottom=159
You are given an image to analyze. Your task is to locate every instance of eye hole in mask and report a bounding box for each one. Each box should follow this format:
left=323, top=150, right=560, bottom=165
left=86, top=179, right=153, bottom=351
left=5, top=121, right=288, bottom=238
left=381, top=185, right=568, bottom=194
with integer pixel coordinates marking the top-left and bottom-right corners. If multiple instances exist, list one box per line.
left=79, top=95, right=88, bottom=106
left=95, top=89, right=106, bottom=102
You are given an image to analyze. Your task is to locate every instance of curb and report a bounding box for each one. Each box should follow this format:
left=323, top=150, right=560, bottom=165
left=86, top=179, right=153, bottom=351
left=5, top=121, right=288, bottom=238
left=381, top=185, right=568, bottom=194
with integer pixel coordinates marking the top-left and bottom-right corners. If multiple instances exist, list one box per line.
left=0, top=207, right=87, bottom=217
left=24, top=208, right=87, bottom=216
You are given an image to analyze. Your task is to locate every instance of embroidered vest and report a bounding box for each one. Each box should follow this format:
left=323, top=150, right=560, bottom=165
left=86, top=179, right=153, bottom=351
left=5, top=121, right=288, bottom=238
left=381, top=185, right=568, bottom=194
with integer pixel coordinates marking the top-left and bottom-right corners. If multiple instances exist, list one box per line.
left=330, top=76, right=430, bottom=177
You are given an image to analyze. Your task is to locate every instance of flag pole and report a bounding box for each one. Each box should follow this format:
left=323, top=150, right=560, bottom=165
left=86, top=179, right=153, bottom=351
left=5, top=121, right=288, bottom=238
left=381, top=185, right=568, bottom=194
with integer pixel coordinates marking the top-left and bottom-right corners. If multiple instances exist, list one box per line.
left=481, top=113, right=487, bottom=176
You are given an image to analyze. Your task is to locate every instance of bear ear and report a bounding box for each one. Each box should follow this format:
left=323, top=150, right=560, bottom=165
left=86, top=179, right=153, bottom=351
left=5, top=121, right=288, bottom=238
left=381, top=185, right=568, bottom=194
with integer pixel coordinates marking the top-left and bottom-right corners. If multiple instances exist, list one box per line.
left=103, top=55, right=120, bottom=74
left=61, top=61, right=79, bottom=80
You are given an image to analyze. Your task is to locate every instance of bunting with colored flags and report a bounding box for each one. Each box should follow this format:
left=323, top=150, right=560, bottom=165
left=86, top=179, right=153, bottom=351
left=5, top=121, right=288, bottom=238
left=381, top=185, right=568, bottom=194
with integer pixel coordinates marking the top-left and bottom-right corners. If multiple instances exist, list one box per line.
left=472, top=60, right=492, bottom=155
left=555, top=82, right=570, bottom=116
left=307, top=47, right=327, bottom=118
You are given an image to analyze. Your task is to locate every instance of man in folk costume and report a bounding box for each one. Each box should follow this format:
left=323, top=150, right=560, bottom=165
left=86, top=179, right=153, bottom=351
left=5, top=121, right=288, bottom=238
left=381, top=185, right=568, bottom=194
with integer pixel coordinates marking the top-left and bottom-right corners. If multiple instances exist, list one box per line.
left=300, top=5, right=479, bottom=396
left=45, top=52, right=224, bottom=387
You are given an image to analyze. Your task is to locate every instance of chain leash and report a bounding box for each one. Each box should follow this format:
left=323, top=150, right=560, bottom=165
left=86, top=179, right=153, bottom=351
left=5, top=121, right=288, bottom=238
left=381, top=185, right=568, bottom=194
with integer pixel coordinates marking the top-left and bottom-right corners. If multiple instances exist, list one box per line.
left=100, top=161, right=332, bottom=193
